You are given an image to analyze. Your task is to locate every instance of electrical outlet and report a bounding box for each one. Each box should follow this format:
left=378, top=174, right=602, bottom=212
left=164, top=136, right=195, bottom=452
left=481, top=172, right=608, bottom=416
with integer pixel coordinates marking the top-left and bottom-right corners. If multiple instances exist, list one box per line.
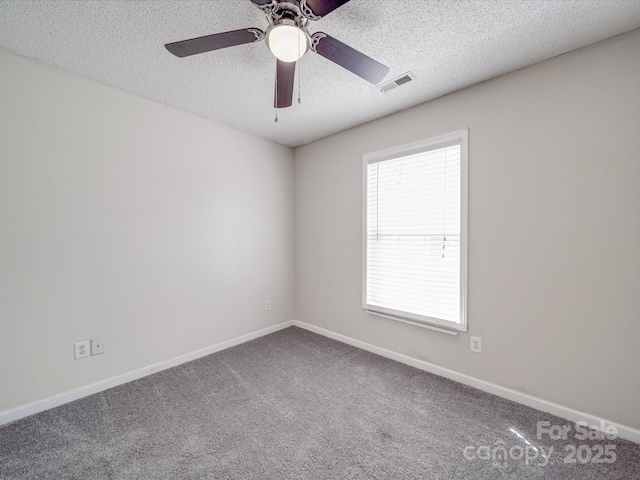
left=74, top=340, right=91, bottom=360
left=470, top=336, right=482, bottom=354
left=91, top=338, right=104, bottom=356
left=265, top=300, right=272, bottom=311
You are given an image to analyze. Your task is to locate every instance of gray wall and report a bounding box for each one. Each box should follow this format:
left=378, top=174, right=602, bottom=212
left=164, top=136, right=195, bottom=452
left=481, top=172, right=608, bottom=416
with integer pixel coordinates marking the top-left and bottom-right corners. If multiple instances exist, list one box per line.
left=0, top=49, right=294, bottom=412
left=294, top=30, right=640, bottom=429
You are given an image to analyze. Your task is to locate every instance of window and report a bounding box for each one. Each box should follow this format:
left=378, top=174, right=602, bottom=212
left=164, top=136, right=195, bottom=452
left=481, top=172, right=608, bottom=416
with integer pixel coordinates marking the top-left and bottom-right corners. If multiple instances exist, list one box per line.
left=363, top=129, right=468, bottom=332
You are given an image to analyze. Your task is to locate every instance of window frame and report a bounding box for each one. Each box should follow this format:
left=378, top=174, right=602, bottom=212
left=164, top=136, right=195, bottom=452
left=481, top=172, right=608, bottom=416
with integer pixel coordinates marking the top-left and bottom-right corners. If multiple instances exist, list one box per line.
left=362, top=129, right=469, bottom=333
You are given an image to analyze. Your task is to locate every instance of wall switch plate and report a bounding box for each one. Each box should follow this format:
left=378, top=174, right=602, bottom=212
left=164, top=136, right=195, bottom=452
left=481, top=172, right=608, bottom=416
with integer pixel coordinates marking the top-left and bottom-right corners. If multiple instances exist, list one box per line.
left=470, top=336, right=482, bottom=354
left=266, top=300, right=272, bottom=311
left=74, top=340, right=91, bottom=360
left=91, top=338, right=104, bottom=355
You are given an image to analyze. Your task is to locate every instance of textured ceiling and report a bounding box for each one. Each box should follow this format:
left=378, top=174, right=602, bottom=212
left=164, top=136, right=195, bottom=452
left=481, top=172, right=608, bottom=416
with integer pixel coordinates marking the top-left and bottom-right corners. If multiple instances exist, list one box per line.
left=1, top=1, right=639, bottom=147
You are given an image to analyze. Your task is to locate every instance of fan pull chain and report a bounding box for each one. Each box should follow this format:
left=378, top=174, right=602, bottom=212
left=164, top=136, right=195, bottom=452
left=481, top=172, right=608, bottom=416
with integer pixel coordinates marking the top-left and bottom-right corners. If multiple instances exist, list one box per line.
left=274, top=62, right=278, bottom=123
left=298, top=60, right=302, bottom=104
left=297, top=39, right=302, bottom=104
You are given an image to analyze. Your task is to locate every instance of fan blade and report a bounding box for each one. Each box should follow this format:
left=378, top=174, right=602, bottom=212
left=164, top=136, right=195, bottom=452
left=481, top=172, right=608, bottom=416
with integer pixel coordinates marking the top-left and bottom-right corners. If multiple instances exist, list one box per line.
left=302, top=0, right=351, bottom=18
left=311, top=33, right=389, bottom=84
left=165, top=28, right=264, bottom=58
left=275, top=60, right=295, bottom=109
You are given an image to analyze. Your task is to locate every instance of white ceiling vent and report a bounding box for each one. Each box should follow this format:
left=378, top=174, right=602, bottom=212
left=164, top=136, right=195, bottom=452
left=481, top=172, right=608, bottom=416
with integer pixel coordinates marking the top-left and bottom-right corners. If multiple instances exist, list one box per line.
left=379, top=72, right=416, bottom=93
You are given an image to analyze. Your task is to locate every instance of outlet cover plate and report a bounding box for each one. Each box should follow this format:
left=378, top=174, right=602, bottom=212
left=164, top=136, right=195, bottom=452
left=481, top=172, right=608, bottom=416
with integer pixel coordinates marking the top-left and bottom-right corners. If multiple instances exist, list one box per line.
left=91, top=338, right=104, bottom=355
left=74, top=340, right=90, bottom=360
left=470, top=336, right=482, bottom=354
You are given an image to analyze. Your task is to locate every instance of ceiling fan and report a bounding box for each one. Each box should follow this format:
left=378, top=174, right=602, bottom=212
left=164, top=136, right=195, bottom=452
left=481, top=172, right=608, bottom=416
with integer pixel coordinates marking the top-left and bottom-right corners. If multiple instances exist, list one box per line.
left=165, top=0, right=390, bottom=109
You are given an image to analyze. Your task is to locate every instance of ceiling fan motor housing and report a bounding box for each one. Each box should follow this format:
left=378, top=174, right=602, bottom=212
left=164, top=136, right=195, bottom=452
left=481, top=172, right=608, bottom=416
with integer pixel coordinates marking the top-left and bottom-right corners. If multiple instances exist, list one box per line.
left=261, top=1, right=309, bottom=23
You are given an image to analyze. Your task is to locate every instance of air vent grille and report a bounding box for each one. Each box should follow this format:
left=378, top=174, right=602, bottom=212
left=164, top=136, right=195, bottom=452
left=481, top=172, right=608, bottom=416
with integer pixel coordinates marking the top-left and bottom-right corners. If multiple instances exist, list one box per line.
left=394, top=74, right=413, bottom=86
left=379, top=72, right=415, bottom=93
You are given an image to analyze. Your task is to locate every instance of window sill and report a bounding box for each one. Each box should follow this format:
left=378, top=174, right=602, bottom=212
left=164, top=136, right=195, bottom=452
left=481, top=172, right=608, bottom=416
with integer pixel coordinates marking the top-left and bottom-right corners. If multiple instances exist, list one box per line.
left=365, top=309, right=459, bottom=336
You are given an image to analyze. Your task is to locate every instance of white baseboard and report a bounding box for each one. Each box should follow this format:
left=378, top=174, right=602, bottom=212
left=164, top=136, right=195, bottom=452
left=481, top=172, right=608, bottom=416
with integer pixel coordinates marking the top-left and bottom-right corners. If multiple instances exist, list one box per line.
left=292, top=320, right=640, bottom=445
left=4, top=319, right=638, bottom=445
left=0, top=320, right=294, bottom=427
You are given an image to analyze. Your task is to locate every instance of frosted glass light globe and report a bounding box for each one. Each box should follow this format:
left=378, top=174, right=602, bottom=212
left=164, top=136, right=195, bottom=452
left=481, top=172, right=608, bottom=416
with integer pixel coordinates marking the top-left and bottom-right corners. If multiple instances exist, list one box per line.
left=267, top=24, right=309, bottom=63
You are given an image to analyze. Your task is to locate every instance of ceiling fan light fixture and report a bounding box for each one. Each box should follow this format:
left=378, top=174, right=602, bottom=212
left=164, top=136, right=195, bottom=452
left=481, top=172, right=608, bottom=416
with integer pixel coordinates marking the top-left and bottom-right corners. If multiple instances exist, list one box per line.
left=266, top=20, right=309, bottom=63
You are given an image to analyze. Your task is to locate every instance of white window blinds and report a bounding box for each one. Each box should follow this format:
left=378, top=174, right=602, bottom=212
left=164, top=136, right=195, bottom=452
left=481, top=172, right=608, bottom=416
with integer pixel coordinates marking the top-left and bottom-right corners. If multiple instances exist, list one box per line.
left=363, top=130, right=467, bottom=330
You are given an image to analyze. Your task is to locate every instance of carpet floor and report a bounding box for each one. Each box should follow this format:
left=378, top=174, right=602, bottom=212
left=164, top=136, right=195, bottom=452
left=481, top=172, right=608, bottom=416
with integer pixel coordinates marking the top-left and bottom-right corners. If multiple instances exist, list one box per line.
left=1, top=326, right=639, bottom=479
